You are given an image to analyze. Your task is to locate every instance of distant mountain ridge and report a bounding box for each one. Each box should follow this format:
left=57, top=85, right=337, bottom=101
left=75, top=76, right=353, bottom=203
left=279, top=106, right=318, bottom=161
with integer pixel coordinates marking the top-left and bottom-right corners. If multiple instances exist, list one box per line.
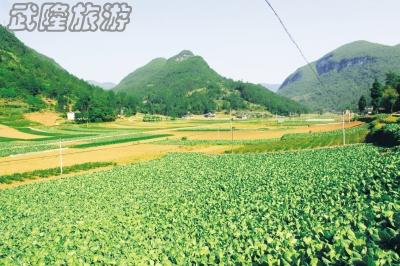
left=278, top=41, right=400, bottom=111
left=88, top=81, right=116, bottom=90
left=114, top=51, right=308, bottom=116
left=261, top=83, right=281, bottom=92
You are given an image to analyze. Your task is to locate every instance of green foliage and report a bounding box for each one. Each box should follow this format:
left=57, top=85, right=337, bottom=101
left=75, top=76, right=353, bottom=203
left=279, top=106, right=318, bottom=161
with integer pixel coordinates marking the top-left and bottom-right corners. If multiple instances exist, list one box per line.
left=371, top=79, right=384, bottom=112
left=0, top=162, right=114, bottom=184
left=234, top=82, right=308, bottom=115
left=358, top=95, right=367, bottom=113
left=233, top=126, right=369, bottom=153
left=369, top=73, right=400, bottom=113
left=0, top=145, right=398, bottom=264
left=382, top=86, right=399, bottom=113
left=0, top=26, right=135, bottom=122
left=279, top=41, right=400, bottom=111
left=0, top=104, right=36, bottom=128
left=25, top=96, right=46, bottom=112
left=368, top=123, right=400, bottom=147
left=0, top=87, right=17, bottom=99
left=114, top=50, right=307, bottom=116
left=0, top=141, right=58, bottom=158
left=143, top=114, right=162, bottom=122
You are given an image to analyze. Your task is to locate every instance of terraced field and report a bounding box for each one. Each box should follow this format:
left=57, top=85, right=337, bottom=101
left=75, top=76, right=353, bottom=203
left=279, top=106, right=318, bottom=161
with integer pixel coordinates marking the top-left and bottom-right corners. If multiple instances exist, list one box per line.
left=0, top=145, right=398, bottom=264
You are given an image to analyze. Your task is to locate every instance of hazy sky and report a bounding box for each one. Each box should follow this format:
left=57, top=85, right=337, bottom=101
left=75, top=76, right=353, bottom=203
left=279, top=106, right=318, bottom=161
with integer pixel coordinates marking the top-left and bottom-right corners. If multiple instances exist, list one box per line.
left=1, top=0, right=399, bottom=85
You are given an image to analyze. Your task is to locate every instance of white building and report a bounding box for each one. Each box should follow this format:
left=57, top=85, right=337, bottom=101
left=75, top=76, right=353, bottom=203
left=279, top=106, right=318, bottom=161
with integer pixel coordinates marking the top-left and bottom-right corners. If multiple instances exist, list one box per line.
left=67, top=112, right=75, bottom=121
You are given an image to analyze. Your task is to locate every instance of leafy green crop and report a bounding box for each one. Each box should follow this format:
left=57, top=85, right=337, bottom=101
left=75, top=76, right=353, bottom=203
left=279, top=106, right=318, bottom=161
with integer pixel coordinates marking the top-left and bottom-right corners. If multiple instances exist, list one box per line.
left=0, top=145, right=398, bottom=264
left=0, top=142, right=59, bottom=157
left=0, top=162, right=115, bottom=184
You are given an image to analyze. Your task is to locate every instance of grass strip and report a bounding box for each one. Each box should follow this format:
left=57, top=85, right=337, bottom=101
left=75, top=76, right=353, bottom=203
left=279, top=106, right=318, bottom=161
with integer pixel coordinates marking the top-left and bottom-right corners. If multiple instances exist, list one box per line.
left=231, top=126, right=369, bottom=153
left=0, top=162, right=115, bottom=184
left=72, top=134, right=173, bottom=149
left=0, top=137, right=22, bottom=142
left=16, top=128, right=97, bottom=141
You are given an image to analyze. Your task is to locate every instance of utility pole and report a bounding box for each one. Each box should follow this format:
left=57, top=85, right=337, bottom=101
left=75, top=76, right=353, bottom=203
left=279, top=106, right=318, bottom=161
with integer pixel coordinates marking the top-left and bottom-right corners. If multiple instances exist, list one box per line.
left=230, top=109, right=234, bottom=154
left=342, top=112, right=346, bottom=146
left=348, top=110, right=351, bottom=123
left=59, top=139, right=63, bottom=176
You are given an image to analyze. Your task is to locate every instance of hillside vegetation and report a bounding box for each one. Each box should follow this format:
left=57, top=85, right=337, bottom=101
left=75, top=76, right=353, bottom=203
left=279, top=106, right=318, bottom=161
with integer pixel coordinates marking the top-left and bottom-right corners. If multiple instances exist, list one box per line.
left=0, top=25, right=137, bottom=122
left=278, top=41, right=400, bottom=111
left=114, top=51, right=308, bottom=117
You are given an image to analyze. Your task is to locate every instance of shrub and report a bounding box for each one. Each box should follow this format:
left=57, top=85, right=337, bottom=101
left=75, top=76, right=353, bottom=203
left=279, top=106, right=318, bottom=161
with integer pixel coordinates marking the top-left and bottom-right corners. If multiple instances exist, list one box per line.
left=0, top=87, right=17, bottom=99
left=367, top=123, right=400, bottom=147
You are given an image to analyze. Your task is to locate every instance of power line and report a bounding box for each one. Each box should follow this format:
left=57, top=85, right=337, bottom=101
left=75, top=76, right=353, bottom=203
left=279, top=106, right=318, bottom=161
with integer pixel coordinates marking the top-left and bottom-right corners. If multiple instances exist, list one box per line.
left=262, top=0, right=325, bottom=88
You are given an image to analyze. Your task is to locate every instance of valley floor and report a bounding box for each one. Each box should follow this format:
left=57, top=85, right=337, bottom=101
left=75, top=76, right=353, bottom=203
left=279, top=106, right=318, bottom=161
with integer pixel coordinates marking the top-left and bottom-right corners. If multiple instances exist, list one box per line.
left=0, top=114, right=398, bottom=264
left=0, top=115, right=361, bottom=177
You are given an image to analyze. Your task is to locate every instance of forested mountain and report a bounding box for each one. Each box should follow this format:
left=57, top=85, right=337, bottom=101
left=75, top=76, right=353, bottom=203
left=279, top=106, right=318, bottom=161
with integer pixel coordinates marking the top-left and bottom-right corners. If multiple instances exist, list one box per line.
left=278, top=41, right=400, bottom=111
left=114, top=51, right=308, bottom=116
left=0, top=25, right=137, bottom=122
left=0, top=24, right=306, bottom=120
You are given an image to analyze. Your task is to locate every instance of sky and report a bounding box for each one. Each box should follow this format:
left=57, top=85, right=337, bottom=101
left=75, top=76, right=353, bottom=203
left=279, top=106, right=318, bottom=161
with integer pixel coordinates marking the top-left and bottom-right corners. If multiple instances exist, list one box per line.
left=1, top=0, right=400, bottom=85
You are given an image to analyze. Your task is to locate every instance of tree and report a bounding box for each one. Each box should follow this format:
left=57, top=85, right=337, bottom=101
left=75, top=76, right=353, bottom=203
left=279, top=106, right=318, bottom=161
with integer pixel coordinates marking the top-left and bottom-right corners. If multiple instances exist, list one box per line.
left=382, top=86, right=399, bottom=113
left=385, top=72, right=400, bottom=88
left=358, top=96, right=367, bottom=113
left=371, top=79, right=383, bottom=113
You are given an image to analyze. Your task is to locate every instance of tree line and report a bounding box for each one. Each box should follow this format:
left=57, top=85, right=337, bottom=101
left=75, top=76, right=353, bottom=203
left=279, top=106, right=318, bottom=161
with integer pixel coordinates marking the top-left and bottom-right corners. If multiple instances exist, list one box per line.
left=358, top=72, right=400, bottom=114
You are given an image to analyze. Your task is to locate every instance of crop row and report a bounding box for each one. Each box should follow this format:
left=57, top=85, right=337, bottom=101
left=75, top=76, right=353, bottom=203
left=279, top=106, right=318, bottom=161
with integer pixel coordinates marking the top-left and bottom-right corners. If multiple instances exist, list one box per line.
left=0, top=144, right=398, bottom=264
left=0, top=162, right=115, bottom=184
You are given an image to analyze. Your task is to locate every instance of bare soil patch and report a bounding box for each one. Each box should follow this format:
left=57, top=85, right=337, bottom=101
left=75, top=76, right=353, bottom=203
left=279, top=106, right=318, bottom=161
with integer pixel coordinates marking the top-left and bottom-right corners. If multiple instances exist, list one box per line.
left=24, top=111, right=65, bottom=126
left=168, top=122, right=362, bottom=141
left=0, top=124, right=42, bottom=140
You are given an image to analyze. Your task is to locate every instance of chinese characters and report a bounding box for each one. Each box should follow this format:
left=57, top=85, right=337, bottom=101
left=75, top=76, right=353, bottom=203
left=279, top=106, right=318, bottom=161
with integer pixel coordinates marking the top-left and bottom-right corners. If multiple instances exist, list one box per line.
left=7, top=2, right=132, bottom=32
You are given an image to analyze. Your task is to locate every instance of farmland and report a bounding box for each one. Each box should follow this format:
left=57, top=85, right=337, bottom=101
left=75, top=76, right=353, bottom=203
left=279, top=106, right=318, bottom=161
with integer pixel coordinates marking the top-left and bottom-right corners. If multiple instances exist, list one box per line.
left=0, top=113, right=398, bottom=264
left=0, top=145, right=399, bottom=264
left=0, top=114, right=360, bottom=175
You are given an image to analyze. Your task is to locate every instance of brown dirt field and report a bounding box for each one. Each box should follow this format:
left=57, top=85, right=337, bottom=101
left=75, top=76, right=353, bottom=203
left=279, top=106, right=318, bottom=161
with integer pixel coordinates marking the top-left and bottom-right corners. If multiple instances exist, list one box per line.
left=0, top=120, right=362, bottom=184
left=0, top=144, right=230, bottom=189
left=167, top=122, right=362, bottom=141
left=24, top=111, right=65, bottom=126
left=0, top=142, right=230, bottom=176
left=0, top=124, right=42, bottom=140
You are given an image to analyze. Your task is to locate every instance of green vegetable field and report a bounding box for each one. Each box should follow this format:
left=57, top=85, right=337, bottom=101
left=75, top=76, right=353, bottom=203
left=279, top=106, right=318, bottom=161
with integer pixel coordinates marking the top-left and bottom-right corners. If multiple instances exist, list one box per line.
left=0, top=145, right=399, bottom=265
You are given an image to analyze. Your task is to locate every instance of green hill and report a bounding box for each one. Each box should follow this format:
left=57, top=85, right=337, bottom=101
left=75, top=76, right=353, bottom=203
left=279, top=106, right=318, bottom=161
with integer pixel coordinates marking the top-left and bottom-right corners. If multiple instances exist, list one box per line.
left=0, top=25, right=137, bottom=122
left=114, top=50, right=308, bottom=116
left=278, top=41, right=400, bottom=111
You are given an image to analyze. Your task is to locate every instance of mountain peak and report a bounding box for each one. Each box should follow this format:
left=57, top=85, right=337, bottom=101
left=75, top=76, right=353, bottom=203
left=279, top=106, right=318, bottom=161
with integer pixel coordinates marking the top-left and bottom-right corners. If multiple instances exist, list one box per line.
left=278, top=40, right=400, bottom=111
left=170, top=50, right=195, bottom=62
